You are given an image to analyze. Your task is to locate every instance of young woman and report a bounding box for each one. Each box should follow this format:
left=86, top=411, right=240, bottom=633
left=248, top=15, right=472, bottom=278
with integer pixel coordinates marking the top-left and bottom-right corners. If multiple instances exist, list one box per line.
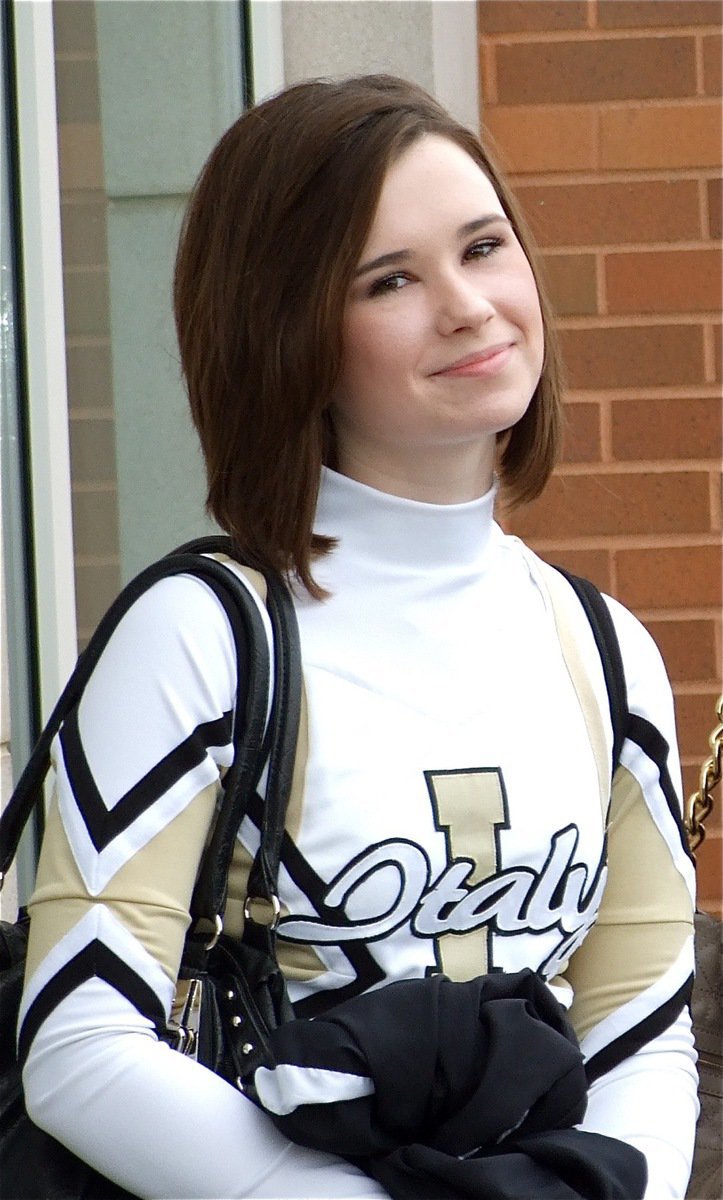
left=20, top=75, right=697, bottom=1198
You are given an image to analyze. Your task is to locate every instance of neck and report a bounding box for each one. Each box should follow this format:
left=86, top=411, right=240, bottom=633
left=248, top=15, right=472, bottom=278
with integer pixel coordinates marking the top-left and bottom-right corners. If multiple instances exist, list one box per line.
left=333, top=439, right=496, bottom=505
left=313, top=467, right=499, bottom=577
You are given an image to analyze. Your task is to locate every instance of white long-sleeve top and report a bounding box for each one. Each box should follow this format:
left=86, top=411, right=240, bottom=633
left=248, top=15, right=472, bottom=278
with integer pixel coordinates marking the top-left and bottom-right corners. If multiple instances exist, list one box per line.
left=20, top=467, right=698, bottom=1198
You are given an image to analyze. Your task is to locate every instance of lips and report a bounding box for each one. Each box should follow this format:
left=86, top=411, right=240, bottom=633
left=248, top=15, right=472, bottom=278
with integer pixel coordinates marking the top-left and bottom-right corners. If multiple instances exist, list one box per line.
left=431, top=343, right=514, bottom=378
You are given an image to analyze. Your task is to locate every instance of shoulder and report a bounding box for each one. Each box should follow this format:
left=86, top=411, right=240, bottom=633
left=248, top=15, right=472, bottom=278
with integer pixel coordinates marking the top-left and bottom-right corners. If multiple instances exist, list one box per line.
left=73, top=557, right=276, bottom=742
left=94, top=570, right=237, bottom=687
left=517, top=546, right=679, bottom=751
left=600, top=593, right=676, bottom=726
left=95, top=557, right=271, bottom=681
left=599, top=594, right=685, bottom=814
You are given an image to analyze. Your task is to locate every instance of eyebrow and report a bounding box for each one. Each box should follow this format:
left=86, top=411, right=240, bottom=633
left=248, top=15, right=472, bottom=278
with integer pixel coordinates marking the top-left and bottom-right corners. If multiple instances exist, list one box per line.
left=354, top=213, right=511, bottom=278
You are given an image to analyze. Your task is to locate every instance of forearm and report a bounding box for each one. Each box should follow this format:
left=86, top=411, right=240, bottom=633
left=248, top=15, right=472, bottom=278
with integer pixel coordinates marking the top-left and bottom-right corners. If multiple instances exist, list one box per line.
left=580, top=1011, right=698, bottom=1199
left=23, top=976, right=388, bottom=1200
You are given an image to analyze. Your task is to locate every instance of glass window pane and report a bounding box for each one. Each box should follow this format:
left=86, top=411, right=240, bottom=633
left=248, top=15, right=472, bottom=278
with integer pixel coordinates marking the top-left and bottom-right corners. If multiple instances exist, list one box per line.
left=52, top=0, right=248, bottom=645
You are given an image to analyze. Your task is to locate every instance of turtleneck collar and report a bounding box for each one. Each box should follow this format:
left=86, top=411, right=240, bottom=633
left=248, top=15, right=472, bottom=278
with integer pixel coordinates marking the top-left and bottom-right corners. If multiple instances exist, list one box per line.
left=313, top=467, right=499, bottom=576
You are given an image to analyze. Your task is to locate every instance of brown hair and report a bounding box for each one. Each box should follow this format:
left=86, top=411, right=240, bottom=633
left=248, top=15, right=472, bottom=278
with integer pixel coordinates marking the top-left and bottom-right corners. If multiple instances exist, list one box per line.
left=174, top=74, right=562, bottom=597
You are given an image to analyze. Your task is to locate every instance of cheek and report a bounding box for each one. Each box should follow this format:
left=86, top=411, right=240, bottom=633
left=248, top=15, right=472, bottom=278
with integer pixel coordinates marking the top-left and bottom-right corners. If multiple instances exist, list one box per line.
left=525, top=268, right=544, bottom=330
left=335, top=316, right=382, bottom=414
left=513, top=267, right=545, bottom=362
left=529, top=294, right=545, bottom=354
left=340, top=311, right=412, bottom=392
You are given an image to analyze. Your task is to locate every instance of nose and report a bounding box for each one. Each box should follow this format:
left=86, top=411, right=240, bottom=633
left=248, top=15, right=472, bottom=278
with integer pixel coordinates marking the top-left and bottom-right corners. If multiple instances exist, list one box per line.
left=434, top=270, right=495, bottom=337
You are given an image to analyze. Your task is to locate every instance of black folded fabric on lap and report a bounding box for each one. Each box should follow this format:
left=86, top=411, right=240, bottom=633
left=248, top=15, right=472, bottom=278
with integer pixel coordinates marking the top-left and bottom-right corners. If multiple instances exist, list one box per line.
left=253, top=969, right=647, bottom=1199
left=371, top=1129, right=647, bottom=1200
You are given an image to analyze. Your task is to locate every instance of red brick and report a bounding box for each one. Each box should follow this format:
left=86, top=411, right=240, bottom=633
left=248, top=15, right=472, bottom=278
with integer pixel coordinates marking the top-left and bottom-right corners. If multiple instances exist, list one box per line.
left=605, top=249, right=723, bottom=314
left=709, top=179, right=722, bottom=238
left=598, top=1, right=723, bottom=28
left=616, top=544, right=723, bottom=609
left=703, top=34, right=723, bottom=95
left=484, top=106, right=597, bottom=173
left=601, top=104, right=722, bottom=169
left=560, top=402, right=602, bottom=462
left=611, top=397, right=722, bottom=461
left=646, top=618, right=719, bottom=682
left=561, top=325, right=705, bottom=389
left=541, top=254, right=598, bottom=316
left=478, top=1, right=588, bottom=33
left=511, top=471, right=711, bottom=539
left=517, top=180, right=701, bottom=248
left=496, top=37, right=696, bottom=105
left=675, top=690, right=722, bottom=760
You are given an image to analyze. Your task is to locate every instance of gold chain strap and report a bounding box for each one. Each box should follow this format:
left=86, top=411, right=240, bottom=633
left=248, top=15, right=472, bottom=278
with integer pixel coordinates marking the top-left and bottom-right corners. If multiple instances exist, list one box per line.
left=684, top=694, right=723, bottom=859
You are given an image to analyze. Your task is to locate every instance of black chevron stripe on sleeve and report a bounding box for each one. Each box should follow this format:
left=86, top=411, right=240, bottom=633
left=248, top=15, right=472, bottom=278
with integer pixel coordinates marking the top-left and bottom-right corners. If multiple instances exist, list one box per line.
left=59, top=707, right=233, bottom=852
left=584, top=976, right=693, bottom=1085
left=18, top=939, right=170, bottom=1066
left=624, top=713, right=693, bottom=863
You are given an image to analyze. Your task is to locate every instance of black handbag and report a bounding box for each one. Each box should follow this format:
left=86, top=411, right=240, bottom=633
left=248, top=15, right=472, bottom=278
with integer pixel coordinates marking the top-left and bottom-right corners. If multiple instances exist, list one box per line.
left=0, top=541, right=301, bottom=1199
left=685, top=696, right=723, bottom=1200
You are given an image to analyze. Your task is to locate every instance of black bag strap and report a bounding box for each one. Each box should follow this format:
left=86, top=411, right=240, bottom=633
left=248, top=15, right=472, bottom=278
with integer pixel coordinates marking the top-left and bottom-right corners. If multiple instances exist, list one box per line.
left=185, top=569, right=304, bottom=968
left=166, top=538, right=302, bottom=964
left=244, top=576, right=302, bottom=920
left=552, top=567, right=629, bottom=773
left=2, top=552, right=256, bottom=881
left=0, top=542, right=301, bottom=967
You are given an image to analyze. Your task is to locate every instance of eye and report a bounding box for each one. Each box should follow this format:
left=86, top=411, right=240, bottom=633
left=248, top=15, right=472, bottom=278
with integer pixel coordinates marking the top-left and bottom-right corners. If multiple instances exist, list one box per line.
left=367, top=271, right=411, bottom=297
left=465, top=236, right=504, bottom=261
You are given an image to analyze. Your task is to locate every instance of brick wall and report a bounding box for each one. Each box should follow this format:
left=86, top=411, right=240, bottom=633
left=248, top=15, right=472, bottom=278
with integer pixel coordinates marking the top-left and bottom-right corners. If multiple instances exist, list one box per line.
left=478, top=0, right=722, bottom=916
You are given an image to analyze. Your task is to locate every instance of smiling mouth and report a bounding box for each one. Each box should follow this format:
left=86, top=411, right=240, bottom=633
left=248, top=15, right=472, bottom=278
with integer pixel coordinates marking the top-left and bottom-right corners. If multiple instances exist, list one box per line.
left=433, top=344, right=514, bottom=378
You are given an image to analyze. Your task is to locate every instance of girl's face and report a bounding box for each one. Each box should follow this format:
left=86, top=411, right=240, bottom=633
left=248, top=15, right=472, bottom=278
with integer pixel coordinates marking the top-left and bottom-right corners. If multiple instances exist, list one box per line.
left=332, top=134, right=545, bottom=502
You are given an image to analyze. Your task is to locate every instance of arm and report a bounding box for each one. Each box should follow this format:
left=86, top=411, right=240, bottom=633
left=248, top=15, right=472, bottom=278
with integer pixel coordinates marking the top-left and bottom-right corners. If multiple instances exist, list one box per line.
left=20, top=571, right=387, bottom=1200
left=566, top=597, right=698, bottom=1199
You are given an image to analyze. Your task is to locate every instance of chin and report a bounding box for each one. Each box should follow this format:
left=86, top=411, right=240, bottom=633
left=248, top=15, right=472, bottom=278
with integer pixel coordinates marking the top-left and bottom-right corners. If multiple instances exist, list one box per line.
left=496, top=386, right=536, bottom=429
left=474, top=396, right=535, bottom=437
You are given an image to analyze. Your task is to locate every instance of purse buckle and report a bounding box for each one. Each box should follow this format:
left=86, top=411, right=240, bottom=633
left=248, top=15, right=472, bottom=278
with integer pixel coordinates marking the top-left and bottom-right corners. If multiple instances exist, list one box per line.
left=243, top=894, right=281, bottom=931
left=192, top=914, right=223, bottom=950
left=167, top=978, right=202, bottom=1058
